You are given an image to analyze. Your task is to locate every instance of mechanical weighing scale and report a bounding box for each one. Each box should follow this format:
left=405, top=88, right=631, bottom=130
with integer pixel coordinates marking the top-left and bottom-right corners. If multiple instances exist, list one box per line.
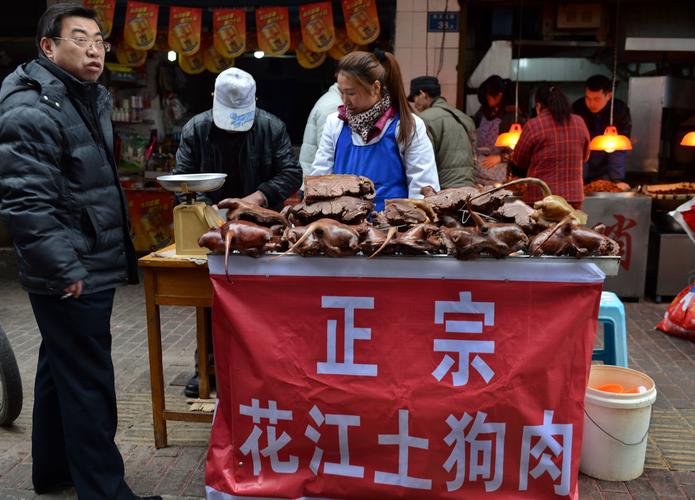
left=156, top=173, right=226, bottom=257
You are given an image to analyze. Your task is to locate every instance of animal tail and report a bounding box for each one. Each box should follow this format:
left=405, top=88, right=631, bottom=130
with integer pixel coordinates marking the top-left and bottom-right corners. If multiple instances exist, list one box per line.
left=368, top=226, right=397, bottom=259
left=272, top=221, right=320, bottom=261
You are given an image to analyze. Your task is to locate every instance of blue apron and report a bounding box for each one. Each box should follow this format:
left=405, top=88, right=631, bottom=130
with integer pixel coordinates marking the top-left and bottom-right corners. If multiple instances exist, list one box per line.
left=334, top=116, right=408, bottom=211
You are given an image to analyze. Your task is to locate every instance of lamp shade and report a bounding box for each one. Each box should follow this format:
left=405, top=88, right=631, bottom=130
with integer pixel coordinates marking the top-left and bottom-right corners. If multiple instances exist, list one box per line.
left=589, top=126, right=632, bottom=153
left=681, top=131, right=695, bottom=147
left=495, top=123, right=523, bottom=149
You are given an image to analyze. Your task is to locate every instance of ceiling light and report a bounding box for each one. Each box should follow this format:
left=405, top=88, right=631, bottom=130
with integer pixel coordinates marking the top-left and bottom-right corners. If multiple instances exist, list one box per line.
left=253, top=50, right=265, bottom=59
left=167, top=50, right=177, bottom=62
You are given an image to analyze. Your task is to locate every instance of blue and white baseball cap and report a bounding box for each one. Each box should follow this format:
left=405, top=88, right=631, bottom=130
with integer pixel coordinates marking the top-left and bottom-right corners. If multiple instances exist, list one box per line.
left=213, top=68, right=256, bottom=132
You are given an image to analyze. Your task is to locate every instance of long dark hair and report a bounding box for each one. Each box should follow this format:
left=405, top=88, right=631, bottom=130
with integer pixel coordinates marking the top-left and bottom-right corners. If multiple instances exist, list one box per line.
left=477, top=75, right=514, bottom=118
left=337, top=50, right=414, bottom=146
left=535, top=84, right=571, bottom=124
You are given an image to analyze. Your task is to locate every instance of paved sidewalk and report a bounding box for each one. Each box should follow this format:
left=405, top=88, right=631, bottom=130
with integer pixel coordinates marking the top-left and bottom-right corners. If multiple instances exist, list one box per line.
left=1, top=267, right=695, bottom=499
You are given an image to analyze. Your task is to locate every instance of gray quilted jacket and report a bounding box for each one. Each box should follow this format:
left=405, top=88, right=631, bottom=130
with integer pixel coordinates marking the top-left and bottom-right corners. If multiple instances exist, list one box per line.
left=0, top=59, right=138, bottom=295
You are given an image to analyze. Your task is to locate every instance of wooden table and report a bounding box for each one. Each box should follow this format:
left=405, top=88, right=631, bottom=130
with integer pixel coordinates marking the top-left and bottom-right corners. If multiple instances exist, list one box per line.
left=139, top=247, right=214, bottom=448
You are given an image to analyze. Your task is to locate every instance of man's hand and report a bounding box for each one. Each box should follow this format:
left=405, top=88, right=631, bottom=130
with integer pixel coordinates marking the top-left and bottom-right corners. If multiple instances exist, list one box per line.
left=481, top=154, right=502, bottom=168
left=63, top=280, right=84, bottom=299
left=240, top=190, right=268, bottom=207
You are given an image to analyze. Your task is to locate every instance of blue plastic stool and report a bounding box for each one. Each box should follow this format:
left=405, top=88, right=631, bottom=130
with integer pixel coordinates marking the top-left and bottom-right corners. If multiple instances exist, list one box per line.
left=592, top=291, right=628, bottom=367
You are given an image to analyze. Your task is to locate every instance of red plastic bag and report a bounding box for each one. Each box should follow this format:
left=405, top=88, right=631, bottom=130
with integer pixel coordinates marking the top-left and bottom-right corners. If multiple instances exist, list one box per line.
left=657, top=284, right=695, bottom=339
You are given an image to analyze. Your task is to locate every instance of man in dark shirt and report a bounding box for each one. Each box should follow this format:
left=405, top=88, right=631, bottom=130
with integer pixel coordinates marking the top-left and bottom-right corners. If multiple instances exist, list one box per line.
left=173, top=68, right=302, bottom=396
left=572, top=74, right=631, bottom=188
left=0, top=5, right=158, bottom=499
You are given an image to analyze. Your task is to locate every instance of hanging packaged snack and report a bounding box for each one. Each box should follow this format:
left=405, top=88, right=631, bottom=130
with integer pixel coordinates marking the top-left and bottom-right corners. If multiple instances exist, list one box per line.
left=299, top=2, right=335, bottom=53
left=213, top=8, right=246, bottom=59
left=256, top=7, right=290, bottom=56
left=328, top=28, right=361, bottom=60
left=341, top=0, right=380, bottom=45
left=124, top=1, right=158, bottom=51
left=168, top=6, right=202, bottom=56
left=116, top=41, right=147, bottom=67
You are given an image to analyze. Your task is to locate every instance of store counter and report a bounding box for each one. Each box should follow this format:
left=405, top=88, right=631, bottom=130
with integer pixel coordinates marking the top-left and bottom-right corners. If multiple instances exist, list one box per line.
left=583, top=192, right=652, bottom=299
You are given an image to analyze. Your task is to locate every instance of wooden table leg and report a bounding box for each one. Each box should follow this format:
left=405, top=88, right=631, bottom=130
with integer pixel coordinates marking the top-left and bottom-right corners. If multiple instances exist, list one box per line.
left=196, top=307, right=210, bottom=399
left=144, top=268, right=168, bottom=448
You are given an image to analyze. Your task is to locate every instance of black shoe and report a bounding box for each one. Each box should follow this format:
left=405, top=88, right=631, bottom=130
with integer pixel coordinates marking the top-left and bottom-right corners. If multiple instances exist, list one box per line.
left=137, top=496, right=163, bottom=500
left=34, top=481, right=73, bottom=494
left=184, top=374, right=216, bottom=398
left=184, top=374, right=199, bottom=398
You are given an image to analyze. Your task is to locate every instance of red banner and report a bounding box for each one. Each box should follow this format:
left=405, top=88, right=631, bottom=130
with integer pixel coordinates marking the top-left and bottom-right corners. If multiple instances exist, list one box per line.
left=168, top=6, right=202, bottom=56
left=124, top=1, right=158, bottom=51
left=256, top=7, right=290, bottom=56
left=213, top=8, right=246, bottom=59
left=206, top=256, right=603, bottom=499
left=299, top=1, right=335, bottom=53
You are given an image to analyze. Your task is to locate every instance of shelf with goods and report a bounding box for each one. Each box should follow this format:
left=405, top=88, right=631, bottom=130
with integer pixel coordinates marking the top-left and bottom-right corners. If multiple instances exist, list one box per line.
left=107, top=63, right=179, bottom=253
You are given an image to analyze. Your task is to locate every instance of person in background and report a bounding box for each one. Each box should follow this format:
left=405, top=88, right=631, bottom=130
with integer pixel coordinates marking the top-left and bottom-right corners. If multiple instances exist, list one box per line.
left=473, top=75, right=521, bottom=185
left=299, top=82, right=342, bottom=179
left=311, top=50, right=439, bottom=210
left=408, top=75, right=476, bottom=188
left=510, top=84, right=590, bottom=209
left=174, top=67, right=302, bottom=211
left=0, top=5, right=159, bottom=499
left=174, top=67, right=302, bottom=397
left=572, top=74, right=631, bottom=189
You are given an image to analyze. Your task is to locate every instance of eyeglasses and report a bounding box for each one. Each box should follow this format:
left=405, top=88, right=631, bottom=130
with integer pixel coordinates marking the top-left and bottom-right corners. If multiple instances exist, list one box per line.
left=52, top=37, right=111, bottom=53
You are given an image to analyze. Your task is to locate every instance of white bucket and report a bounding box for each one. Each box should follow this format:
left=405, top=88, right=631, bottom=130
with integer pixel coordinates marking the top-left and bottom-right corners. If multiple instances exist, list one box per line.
left=579, top=365, right=657, bottom=482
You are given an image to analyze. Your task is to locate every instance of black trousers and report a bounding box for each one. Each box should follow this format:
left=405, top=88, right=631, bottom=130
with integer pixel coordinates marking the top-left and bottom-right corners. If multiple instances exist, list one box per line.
left=29, top=289, right=136, bottom=500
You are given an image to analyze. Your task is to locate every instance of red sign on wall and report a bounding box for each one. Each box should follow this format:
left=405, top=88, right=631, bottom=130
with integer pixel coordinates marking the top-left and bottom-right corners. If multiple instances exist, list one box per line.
left=206, top=256, right=603, bottom=499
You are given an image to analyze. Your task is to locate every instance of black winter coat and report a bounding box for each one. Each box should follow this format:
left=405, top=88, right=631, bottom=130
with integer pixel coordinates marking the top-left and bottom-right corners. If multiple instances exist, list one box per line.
left=0, top=60, right=138, bottom=295
left=173, top=109, right=302, bottom=211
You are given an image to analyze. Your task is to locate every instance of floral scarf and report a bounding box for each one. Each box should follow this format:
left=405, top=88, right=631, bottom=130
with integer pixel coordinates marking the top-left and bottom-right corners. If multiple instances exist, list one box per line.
left=345, top=91, right=392, bottom=143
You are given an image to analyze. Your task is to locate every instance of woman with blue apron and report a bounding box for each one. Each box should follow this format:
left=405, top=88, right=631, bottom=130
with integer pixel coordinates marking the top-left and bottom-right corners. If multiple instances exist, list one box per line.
left=311, top=50, right=439, bottom=211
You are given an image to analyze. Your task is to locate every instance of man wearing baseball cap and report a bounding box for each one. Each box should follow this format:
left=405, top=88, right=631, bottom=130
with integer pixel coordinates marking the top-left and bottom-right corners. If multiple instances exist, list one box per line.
left=174, top=67, right=301, bottom=210
left=408, top=75, right=477, bottom=188
left=173, top=67, right=302, bottom=397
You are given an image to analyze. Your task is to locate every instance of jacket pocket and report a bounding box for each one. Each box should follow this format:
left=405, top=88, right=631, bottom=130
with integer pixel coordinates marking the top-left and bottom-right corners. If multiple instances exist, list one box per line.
left=80, top=207, right=101, bottom=253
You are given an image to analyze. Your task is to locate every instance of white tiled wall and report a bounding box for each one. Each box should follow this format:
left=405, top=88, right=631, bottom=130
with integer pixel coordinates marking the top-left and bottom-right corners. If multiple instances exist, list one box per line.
left=395, top=0, right=461, bottom=106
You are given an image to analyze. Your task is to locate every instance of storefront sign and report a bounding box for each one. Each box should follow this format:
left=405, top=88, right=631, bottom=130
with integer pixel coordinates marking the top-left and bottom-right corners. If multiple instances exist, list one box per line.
left=83, top=0, right=115, bottom=39
left=124, top=1, right=158, bottom=51
left=213, top=8, right=246, bottom=59
left=341, top=0, right=380, bottom=45
left=427, top=11, right=460, bottom=32
left=256, top=7, right=290, bottom=56
left=205, top=256, right=603, bottom=499
left=168, top=6, right=202, bottom=56
left=299, top=1, right=335, bottom=53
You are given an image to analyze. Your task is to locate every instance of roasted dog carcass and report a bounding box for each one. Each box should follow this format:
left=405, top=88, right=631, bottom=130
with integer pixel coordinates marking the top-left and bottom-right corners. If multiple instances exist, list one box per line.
left=284, top=196, right=374, bottom=225
left=441, top=198, right=529, bottom=259
left=279, top=218, right=361, bottom=257
left=303, top=174, right=375, bottom=202
left=218, top=198, right=288, bottom=227
left=529, top=219, right=621, bottom=257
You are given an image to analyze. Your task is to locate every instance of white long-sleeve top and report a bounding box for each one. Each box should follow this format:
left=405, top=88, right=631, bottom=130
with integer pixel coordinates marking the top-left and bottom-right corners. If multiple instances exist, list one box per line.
left=311, top=112, right=440, bottom=198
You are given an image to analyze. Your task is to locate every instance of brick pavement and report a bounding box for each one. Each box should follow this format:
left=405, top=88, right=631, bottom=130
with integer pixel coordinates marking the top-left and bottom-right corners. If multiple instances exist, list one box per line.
left=1, top=266, right=695, bottom=499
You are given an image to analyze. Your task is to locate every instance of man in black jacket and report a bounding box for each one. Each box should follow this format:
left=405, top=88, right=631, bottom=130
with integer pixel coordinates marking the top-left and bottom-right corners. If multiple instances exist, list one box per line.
left=572, top=74, right=632, bottom=187
left=173, top=67, right=302, bottom=396
left=0, top=5, right=158, bottom=500
left=174, top=67, right=302, bottom=210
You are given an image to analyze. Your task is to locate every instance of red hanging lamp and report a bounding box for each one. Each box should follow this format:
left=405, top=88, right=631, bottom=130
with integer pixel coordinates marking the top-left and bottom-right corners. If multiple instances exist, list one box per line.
left=681, top=131, right=695, bottom=147
left=589, top=0, right=632, bottom=153
left=495, top=0, right=523, bottom=150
